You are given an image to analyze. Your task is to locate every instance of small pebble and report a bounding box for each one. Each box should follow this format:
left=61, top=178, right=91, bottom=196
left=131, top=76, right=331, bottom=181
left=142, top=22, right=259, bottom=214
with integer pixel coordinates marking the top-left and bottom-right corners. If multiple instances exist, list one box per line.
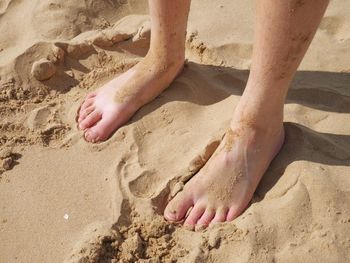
left=52, top=45, right=65, bottom=62
left=66, top=70, right=74, bottom=78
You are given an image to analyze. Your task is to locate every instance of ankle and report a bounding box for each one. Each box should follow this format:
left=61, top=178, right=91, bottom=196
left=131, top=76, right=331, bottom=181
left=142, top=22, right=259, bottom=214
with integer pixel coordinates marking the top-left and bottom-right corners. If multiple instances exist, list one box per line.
left=231, top=104, right=284, bottom=136
left=229, top=112, right=285, bottom=162
left=145, top=47, right=185, bottom=70
left=235, top=94, right=284, bottom=124
left=125, top=51, right=184, bottom=107
left=137, top=52, right=184, bottom=83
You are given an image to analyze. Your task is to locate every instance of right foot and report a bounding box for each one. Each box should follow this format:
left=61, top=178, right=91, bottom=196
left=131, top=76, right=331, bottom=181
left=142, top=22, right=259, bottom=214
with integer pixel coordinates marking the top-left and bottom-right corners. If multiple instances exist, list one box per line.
left=77, top=54, right=184, bottom=142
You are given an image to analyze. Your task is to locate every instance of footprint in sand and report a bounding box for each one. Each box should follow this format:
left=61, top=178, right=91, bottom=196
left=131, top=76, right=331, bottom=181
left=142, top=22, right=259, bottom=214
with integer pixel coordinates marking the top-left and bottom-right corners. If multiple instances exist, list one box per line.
left=26, top=106, right=52, bottom=131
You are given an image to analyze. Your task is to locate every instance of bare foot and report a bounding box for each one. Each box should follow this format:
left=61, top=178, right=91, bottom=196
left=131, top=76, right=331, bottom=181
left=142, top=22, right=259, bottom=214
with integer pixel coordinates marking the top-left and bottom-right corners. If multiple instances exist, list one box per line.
left=77, top=53, right=183, bottom=142
left=164, top=117, right=285, bottom=230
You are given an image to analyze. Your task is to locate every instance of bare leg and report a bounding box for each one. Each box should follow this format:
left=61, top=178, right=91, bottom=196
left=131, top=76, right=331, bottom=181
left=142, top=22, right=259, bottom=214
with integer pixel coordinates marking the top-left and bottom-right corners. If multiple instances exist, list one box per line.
left=77, top=0, right=190, bottom=142
left=164, top=0, right=329, bottom=229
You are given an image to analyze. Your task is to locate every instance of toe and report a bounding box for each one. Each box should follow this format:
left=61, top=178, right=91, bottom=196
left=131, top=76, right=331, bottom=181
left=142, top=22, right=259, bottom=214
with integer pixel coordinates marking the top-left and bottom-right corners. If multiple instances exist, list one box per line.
left=78, top=110, right=102, bottom=130
left=164, top=191, right=194, bottom=222
left=81, top=92, right=96, bottom=104
left=86, top=92, right=97, bottom=100
left=83, top=114, right=122, bottom=142
left=196, top=207, right=216, bottom=227
left=211, top=207, right=229, bottom=224
left=84, top=129, right=100, bottom=143
left=226, top=207, right=241, bottom=221
left=79, top=98, right=95, bottom=114
left=78, top=106, right=95, bottom=122
left=184, top=203, right=206, bottom=228
left=77, top=96, right=96, bottom=122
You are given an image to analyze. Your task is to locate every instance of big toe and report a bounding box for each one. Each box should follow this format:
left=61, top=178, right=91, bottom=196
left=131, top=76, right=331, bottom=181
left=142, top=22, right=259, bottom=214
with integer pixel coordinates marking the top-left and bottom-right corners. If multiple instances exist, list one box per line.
left=164, top=191, right=194, bottom=222
left=84, top=126, right=110, bottom=143
left=84, top=114, right=121, bottom=143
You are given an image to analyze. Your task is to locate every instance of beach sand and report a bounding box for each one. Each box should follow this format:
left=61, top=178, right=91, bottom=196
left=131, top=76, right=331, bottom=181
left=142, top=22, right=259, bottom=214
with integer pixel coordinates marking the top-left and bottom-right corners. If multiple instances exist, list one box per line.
left=0, top=0, right=349, bottom=262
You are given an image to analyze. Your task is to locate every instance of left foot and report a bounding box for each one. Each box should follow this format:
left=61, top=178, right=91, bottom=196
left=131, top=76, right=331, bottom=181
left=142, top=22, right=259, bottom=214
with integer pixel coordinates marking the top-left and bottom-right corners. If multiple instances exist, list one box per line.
left=164, top=114, right=285, bottom=230
left=76, top=52, right=184, bottom=143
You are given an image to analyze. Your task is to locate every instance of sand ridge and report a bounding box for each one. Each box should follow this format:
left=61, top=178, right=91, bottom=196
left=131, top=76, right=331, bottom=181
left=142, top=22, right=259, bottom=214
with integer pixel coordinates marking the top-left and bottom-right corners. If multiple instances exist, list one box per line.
left=0, top=0, right=350, bottom=262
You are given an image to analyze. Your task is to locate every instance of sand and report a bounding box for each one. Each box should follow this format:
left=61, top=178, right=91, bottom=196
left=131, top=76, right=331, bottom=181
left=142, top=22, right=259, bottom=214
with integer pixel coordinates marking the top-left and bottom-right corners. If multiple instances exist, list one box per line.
left=0, top=0, right=349, bottom=262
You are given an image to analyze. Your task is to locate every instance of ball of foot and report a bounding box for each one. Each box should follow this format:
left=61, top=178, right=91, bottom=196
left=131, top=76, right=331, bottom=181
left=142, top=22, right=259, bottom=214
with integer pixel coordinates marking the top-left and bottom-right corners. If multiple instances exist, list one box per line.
left=31, top=58, right=56, bottom=81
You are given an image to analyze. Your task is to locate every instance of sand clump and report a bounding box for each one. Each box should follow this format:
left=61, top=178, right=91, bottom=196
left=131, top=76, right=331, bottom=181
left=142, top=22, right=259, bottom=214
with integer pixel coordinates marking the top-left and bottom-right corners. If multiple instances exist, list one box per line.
left=67, top=211, right=188, bottom=263
left=65, top=205, right=250, bottom=263
left=0, top=147, right=20, bottom=181
left=0, top=148, right=14, bottom=171
left=31, top=58, right=57, bottom=81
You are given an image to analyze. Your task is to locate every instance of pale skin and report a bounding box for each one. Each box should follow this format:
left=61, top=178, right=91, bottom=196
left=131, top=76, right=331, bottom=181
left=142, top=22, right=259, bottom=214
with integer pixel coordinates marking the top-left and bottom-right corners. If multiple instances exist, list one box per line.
left=77, top=0, right=329, bottom=228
